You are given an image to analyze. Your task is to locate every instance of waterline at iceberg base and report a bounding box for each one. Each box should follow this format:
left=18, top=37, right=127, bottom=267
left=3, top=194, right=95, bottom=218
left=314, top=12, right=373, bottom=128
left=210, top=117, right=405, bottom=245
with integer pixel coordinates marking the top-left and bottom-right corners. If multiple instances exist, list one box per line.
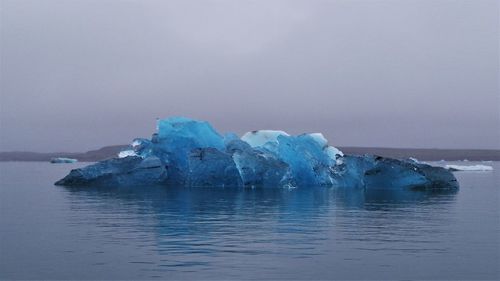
left=55, top=117, right=458, bottom=190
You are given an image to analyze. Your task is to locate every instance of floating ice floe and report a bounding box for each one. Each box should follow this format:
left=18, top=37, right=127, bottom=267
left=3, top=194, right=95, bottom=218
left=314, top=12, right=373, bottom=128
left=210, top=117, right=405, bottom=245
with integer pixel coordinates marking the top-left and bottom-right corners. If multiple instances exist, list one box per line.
left=50, top=157, right=78, bottom=164
left=55, top=117, right=459, bottom=190
left=445, top=164, right=493, bottom=172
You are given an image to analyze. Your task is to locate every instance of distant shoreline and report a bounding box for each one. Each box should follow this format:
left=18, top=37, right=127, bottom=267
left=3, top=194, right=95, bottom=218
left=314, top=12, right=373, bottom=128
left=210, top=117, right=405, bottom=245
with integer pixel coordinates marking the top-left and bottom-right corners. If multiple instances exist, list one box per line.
left=340, top=147, right=500, bottom=161
left=1, top=145, right=499, bottom=162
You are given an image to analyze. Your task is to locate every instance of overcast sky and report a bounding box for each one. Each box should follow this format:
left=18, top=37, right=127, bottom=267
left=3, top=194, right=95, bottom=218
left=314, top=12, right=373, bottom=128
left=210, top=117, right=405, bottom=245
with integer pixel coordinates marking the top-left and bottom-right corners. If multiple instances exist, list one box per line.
left=1, top=0, right=498, bottom=152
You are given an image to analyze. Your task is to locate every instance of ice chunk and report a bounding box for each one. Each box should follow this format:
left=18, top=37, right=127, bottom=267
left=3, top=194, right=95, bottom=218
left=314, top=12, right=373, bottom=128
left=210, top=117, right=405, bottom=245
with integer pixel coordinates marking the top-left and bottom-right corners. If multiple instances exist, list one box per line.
left=308, top=133, right=344, bottom=158
left=445, top=164, right=493, bottom=171
left=408, top=157, right=421, bottom=163
left=223, top=132, right=240, bottom=146
left=118, top=150, right=137, bottom=158
left=332, top=155, right=376, bottom=188
left=187, top=148, right=242, bottom=187
left=55, top=156, right=168, bottom=186
left=241, top=130, right=289, bottom=147
left=242, top=131, right=343, bottom=166
left=220, top=129, right=340, bottom=186
left=251, top=134, right=341, bottom=186
left=56, top=117, right=459, bottom=190
left=334, top=155, right=458, bottom=190
left=50, top=157, right=77, bottom=164
left=307, top=133, right=328, bottom=146
left=227, top=140, right=293, bottom=187
left=149, top=117, right=226, bottom=185
left=156, top=116, right=224, bottom=149
left=131, top=139, right=142, bottom=147
left=363, top=157, right=437, bottom=189
left=130, top=138, right=154, bottom=158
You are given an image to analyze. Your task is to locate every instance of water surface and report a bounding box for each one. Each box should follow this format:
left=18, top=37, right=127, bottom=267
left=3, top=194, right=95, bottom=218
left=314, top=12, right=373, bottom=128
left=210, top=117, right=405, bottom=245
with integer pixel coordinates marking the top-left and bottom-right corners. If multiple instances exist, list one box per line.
left=0, top=162, right=498, bottom=279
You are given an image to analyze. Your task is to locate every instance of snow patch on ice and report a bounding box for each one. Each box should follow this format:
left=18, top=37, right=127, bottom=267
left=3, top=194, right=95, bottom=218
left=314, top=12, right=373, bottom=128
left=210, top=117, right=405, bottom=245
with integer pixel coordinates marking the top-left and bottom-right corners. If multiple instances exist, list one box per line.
left=308, top=133, right=328, bottom=147
left=241, top=130, right=290, bottom=147
left=131, top=140, right=141, bottom=147
left=118, top=150, right=138, bottom=158
left=325, top=146, right=344, bottom=160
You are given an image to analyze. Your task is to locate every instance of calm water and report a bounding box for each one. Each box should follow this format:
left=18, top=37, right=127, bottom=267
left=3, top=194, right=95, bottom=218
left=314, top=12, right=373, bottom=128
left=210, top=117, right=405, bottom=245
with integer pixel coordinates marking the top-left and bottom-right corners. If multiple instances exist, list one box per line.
left=0, top=162, right=499, bottom=280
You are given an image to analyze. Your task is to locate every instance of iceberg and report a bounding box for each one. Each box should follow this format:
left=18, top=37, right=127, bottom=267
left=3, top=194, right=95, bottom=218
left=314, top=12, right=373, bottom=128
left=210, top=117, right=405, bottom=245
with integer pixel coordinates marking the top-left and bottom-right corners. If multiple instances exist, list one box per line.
left=55, top=117, right=458, bottom=190
left=445, top=164, right=493, bottom=171
left=50, top=157, right=78, bottom=164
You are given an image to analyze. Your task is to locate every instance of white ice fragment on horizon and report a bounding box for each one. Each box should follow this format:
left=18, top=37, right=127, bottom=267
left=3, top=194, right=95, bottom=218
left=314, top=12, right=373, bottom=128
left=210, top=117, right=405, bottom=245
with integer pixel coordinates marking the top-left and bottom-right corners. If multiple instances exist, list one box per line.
left=118, top=150, right=138, bottom=158
left=50, top=157, right=77, bottom=163
left=241, top=130, right=290, bottom=147
left=445, top=164, right=493, bottom=171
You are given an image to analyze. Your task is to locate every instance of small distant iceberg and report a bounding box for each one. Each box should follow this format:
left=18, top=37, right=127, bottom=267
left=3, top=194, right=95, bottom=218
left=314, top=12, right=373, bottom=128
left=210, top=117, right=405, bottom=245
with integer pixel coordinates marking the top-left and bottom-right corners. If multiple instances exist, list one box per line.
left=445, top=164, right=493, bottom=172
left=50, top=157, right=78, bottom=164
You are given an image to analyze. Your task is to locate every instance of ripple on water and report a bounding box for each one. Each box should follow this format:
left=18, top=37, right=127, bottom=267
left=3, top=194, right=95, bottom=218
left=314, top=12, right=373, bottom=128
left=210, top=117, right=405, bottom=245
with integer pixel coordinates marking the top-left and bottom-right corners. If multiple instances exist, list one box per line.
left=1, top=162, right=499, bottom=280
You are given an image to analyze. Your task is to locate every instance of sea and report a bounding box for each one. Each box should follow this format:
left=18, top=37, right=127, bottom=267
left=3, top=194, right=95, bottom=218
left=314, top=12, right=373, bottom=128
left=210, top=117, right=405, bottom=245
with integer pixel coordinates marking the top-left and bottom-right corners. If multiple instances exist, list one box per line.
left=0, top=161, right=498, bottom=280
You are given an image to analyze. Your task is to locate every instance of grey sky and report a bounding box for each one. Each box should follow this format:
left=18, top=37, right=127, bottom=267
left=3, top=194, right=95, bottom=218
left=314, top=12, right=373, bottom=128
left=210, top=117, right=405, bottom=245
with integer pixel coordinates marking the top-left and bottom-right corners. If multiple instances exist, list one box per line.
left=1, top=0, right=498, bottom=152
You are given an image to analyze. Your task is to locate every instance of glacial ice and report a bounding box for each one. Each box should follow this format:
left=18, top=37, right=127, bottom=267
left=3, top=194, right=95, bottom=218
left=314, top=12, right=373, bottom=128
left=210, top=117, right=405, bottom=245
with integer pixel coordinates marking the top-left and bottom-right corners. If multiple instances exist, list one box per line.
left=58, top=156, right=168, bottom=186
left=241, top=130, right=290, bottom=147
left=118, top=150, right=137, bottom=158
left=445, top=164, right=493, bottom=171
left=50, top=157, right=78, bottom=164
left=55, top=117, right=459, bottom=190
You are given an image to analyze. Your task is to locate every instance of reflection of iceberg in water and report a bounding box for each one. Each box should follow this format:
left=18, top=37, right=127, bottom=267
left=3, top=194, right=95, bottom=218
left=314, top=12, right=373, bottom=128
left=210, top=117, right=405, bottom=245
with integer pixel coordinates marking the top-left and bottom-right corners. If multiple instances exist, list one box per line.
left=60, top=185, right=458, bottom=273
left=336, top=187, right=457, bottom=209
left=62, top=185, right=458, bottom=215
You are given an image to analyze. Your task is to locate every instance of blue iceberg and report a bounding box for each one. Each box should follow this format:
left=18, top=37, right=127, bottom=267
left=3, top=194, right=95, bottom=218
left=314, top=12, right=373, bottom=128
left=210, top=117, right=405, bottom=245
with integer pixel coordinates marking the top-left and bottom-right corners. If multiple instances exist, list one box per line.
left=55, top=117, right=458, bottom=190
